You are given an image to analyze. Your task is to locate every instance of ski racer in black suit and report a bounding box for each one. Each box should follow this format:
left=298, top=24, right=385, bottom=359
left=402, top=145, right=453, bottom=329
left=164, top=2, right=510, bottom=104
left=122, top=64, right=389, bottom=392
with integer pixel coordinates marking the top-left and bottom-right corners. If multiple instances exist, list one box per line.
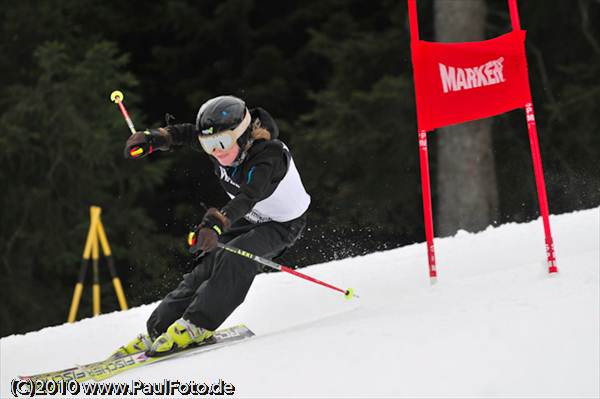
left=113, top=95, right=310, bottom=357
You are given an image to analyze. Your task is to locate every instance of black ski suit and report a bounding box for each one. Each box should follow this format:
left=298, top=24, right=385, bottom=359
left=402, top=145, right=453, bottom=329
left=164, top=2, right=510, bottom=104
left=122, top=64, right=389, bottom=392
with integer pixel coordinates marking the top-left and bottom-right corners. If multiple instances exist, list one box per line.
left=146, top=108, right=310, bottom=338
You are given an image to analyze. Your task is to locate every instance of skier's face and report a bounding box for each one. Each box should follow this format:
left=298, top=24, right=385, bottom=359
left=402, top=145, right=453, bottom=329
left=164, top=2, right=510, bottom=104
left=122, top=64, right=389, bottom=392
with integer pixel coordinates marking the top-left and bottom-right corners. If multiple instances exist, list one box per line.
left=212, top=142, right=240, bottom=166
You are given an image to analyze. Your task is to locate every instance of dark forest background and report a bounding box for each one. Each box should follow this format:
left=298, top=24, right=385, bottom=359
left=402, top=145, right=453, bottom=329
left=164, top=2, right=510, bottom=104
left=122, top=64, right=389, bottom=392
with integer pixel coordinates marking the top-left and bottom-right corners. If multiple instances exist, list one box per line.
left=1, top=0, right=599, bottom=337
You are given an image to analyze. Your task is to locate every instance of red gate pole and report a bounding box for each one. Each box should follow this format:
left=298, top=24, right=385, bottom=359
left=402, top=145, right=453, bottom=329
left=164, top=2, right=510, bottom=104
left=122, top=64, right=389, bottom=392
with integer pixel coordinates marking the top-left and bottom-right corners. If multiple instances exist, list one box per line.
left=418, top=130, right=438, bottom=282
left=509, top=0, right=558, bottom=274
left=508, top=0, right=522, bottom=30
left=524, top=102, right=558, bottom=273
left=408, top=0, right=437, bottom=283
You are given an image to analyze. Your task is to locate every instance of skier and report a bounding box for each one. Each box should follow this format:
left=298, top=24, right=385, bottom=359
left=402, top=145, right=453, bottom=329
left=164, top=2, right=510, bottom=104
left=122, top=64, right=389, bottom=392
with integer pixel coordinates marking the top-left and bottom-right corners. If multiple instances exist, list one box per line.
left=114, top=95, right=310, bottom=357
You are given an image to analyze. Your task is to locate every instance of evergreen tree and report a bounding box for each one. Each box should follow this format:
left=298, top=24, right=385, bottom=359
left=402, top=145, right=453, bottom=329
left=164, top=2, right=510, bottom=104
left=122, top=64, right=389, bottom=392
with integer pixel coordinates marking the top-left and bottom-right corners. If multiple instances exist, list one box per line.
left=0, top=41, right=174, bottom=335
left=292, top=3, right=423, bottom=240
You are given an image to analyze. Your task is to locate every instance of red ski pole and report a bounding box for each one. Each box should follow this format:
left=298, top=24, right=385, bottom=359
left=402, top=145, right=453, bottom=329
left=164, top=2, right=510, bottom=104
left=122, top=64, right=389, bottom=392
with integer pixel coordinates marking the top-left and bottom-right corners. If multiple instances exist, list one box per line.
left=110, top=90, right=148, bottom=158
left=217, top=243, right=358, bottom=300
left=110, top=90, right=136, bottom=134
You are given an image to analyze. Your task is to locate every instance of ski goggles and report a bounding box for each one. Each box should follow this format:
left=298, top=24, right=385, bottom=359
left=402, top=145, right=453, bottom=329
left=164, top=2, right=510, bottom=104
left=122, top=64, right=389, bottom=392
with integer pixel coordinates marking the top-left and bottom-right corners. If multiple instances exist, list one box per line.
left=197, top=110, right=251, bottom=154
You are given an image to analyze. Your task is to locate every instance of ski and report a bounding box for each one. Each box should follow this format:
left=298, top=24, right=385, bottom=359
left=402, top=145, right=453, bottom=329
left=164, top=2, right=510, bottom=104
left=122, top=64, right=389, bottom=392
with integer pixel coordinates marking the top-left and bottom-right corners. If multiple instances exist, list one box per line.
left=19, top=324, right=254, bottom=383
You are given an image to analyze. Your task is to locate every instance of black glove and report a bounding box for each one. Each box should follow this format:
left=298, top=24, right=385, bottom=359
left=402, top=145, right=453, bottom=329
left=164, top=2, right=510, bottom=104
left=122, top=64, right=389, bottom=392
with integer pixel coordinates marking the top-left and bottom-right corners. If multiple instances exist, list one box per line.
left=188, top=208, right=231, bottom=254
left=124, top=128, right=172, bottom=159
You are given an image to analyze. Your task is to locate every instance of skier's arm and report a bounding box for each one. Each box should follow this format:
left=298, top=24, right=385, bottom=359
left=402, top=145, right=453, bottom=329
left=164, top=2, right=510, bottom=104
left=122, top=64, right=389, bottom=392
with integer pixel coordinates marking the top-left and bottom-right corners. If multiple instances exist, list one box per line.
left=124, top=122, right=202, bottom=159
left=189, top=148, right=287, bottom=253
left=164, top=123, right=204, bottom=152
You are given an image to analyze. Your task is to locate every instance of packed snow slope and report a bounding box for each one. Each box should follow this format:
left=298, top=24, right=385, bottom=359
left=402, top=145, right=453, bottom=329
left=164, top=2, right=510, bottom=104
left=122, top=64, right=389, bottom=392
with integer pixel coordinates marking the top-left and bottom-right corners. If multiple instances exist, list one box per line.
left=1, top=208, right=599, bottom=398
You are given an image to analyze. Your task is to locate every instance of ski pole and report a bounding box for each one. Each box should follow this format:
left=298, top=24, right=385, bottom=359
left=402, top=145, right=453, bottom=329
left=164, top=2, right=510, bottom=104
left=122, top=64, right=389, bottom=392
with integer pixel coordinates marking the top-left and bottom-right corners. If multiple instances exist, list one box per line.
left=110, top=90, right=136, bottom=134
left=217, top=243, right=358, bottom=300
left=110, top=90, right=148, bottom=159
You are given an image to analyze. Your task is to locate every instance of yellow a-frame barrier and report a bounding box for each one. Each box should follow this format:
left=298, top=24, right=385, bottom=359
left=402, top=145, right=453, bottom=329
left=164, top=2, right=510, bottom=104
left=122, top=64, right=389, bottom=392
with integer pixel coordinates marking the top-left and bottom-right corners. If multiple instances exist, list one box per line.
left=67, top=206, right=128, bottom=322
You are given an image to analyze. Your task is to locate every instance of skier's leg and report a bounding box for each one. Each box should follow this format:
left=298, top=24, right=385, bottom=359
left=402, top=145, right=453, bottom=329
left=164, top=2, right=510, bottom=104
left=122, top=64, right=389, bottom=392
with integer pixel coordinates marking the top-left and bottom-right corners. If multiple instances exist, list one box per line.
left=182, top=219, right=303, bottom=331
left=144, top=220, right=257, bottom=342
left=146, top=253, right=216, bottom=339
left=145, top=216, right=305, bottom=356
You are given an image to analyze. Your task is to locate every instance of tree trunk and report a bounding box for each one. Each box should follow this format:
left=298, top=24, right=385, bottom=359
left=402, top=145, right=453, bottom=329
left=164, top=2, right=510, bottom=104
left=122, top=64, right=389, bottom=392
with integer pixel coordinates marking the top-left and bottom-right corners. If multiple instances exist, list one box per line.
left=434, top=0, right=499, bottom=236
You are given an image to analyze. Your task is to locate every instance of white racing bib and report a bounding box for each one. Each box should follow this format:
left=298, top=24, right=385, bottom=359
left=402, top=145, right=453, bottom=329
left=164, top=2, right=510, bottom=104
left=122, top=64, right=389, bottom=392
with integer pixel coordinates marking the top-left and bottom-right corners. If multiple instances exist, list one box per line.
left=226, top=144, right=310, bottom=223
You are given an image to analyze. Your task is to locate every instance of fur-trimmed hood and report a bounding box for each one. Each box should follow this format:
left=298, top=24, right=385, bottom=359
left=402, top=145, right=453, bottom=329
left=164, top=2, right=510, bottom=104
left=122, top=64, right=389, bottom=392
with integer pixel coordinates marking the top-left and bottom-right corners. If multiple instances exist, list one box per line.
left=249, top=107, right=279, bottom=141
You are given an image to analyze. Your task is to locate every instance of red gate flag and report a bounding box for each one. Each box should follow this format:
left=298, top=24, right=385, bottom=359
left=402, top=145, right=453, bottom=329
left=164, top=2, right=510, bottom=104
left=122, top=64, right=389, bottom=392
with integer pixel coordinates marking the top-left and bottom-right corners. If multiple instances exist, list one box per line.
left=412, top=30, right=531, bottom=131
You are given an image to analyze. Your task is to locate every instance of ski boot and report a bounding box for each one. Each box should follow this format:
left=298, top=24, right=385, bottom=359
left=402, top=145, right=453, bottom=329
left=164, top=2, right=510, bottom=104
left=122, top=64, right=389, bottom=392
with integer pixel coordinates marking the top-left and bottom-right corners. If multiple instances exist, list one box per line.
left=110, top=333, right=153, bottom=359
left=147, top=318, right=213, bottom=357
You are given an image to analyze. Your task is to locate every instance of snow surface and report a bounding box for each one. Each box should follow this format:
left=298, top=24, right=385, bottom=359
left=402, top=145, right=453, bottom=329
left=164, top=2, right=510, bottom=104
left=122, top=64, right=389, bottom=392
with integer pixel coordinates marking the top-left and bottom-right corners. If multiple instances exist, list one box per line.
left=1, top=208, right=599, bottom=398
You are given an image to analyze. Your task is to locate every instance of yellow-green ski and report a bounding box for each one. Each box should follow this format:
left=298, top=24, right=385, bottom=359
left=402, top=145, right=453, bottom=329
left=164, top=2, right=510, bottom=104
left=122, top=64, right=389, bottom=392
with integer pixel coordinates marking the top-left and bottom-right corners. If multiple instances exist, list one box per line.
left=19, top=325, right=254, bottom=383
